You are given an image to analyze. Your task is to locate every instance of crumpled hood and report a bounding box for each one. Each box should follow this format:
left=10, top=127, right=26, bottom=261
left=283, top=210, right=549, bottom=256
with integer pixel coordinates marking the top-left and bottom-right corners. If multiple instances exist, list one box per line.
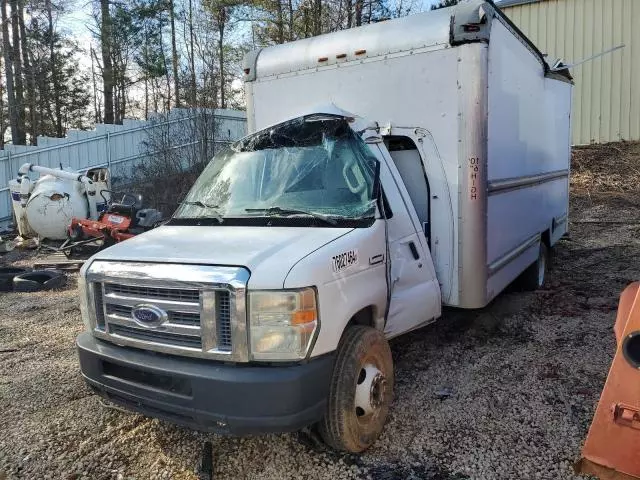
left=91, top=225, right=352, bottom=288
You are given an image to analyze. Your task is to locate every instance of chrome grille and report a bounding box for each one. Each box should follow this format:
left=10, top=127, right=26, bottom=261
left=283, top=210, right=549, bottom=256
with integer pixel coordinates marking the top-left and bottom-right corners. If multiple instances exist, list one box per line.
left=93, top=284, right=106, bottom=329
left=104, top=283, right=200, bottom=302
left=216, top=291, right=232, bottom=350
left=96, top=281, right=234, bottom=356
left=105, top=304, right=201, bottom=327
left=110, top=324, right=202, bottom=349
left=86, top=262, right=249, bottom=362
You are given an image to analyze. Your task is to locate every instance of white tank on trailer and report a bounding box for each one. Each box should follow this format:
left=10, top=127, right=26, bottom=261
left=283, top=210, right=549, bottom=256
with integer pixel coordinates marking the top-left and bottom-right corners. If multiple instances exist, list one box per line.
left=24, top=172, right=89, bottom=240
left=14, top=164, right=110, bottom=240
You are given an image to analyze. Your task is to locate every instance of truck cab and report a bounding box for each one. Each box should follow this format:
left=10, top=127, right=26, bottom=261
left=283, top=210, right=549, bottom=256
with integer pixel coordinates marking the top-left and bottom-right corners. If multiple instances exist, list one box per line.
left=77, top=0, right=571, bottom=453
left=77, top=111, right=442, bottom=452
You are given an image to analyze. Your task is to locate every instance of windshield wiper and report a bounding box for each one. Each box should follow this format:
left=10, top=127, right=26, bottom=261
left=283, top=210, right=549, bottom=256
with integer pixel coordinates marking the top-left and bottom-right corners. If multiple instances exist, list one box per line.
left=244, top=207, right=337, bottom=226
left=180, top=201, right=223, bottom=223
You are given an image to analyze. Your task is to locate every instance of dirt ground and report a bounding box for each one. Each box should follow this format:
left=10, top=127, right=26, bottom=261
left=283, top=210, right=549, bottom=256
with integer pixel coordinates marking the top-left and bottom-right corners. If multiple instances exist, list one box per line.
left=1, top=142, right=639, bottom=480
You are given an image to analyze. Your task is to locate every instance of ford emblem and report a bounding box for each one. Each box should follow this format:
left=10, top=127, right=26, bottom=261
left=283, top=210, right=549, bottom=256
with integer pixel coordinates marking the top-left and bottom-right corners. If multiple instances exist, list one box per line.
left=131, top=304, right=168, bottom=328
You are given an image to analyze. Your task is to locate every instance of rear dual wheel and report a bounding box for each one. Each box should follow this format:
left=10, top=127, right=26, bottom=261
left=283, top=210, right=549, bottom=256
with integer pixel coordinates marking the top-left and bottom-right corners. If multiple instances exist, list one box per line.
left=319, top=325, right=394, bottom=453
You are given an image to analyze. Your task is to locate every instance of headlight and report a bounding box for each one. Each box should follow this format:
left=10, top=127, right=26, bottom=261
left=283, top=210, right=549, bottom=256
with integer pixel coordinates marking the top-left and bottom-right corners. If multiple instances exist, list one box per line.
left=249, top=288, right=318, bottom=360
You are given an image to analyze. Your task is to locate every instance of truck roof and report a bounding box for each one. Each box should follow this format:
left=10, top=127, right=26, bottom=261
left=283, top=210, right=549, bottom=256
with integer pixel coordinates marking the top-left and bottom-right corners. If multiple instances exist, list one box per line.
left=243, top=0, right=572, bottom=83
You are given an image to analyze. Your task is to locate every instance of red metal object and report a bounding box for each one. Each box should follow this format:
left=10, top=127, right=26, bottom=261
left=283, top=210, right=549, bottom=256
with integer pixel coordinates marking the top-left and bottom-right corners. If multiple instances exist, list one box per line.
left=68, top=212, right=135, bottom=244
left=577, top=282, right=640, bottom=480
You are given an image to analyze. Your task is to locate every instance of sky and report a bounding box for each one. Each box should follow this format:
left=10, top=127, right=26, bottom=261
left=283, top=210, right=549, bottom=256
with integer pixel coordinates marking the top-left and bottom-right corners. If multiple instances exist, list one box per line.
left=55, top=0, right=442, bottom=116
left=58, top=0, right=443, bottom=51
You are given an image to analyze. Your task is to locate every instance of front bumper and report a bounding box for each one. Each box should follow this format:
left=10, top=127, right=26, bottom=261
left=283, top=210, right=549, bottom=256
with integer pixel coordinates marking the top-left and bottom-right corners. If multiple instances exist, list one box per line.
left=77, top=332, right=334, bottom=435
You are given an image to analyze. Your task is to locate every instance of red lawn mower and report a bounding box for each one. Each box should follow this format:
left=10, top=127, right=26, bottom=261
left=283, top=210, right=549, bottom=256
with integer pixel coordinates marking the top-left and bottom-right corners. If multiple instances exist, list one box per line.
left=64, top=192, right=162, bottom=255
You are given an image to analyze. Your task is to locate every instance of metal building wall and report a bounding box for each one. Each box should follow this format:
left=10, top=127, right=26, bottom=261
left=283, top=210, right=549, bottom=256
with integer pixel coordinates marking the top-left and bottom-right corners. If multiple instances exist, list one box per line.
left=500, top=0, right=640, bottom=145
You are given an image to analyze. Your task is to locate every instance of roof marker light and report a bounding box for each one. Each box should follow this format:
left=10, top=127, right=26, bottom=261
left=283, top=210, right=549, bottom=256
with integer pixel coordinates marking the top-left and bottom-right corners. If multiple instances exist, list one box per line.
left=336, top=53, right=347, bottom=59
left=355, top=49, right=367, bottom=55
left=318, top=56, right=328, bottom=62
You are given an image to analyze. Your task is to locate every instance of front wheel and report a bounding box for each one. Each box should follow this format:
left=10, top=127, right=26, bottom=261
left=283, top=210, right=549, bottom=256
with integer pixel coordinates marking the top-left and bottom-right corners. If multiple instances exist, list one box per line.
left=318, top=325, right=394, bottom=453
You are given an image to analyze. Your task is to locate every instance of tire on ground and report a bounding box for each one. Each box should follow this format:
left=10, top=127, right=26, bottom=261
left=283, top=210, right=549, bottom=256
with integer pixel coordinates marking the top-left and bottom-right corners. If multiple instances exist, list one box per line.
left=13, top=270, right=66, bottom=292
left=319, top=325, right=394, bottom=453
left=0, top=267, right=28, bottom=292
left=519, top=241, right=549, bottom=291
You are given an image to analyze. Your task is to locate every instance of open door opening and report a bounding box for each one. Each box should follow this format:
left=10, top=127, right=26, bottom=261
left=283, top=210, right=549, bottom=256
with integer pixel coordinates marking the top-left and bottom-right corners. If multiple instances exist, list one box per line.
left=383, top=136, right=431, bottom=246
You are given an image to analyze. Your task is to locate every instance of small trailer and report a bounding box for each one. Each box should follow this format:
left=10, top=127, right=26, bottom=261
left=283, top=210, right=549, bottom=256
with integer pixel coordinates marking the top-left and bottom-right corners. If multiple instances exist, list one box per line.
left=76, top=0, right=572, bottom=453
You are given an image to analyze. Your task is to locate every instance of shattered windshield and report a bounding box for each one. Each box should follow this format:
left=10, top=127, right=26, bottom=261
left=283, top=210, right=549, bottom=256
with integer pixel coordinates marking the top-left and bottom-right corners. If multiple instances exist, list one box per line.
left=173, top=114, right=379, bottom=225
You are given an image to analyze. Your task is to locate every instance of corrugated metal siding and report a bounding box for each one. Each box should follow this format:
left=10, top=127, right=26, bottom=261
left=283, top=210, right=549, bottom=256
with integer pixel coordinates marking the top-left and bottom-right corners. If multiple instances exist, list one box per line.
left=502, top=0, right=640, bottom=145
left=0, top=109, right=247, bottom=226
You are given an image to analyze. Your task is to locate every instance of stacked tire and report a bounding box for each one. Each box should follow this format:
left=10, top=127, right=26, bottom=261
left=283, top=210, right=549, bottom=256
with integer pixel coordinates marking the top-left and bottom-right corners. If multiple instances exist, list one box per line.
left=0, top=267, right=66, bottom=292
left=0, top=267, right=27, bottom=292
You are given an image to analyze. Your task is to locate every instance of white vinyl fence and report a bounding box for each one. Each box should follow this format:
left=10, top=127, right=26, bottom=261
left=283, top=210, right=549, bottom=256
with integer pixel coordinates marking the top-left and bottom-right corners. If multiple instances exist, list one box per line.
left=0, top=108, right=246, bottom=227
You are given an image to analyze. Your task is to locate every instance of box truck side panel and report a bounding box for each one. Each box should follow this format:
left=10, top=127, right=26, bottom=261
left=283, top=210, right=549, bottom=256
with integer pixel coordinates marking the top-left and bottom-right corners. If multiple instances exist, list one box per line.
left=485, top=18, right=571, bottom=299
left=250, top=48, right=461, bottom=305
left=487, top=19, right=570, bottom=179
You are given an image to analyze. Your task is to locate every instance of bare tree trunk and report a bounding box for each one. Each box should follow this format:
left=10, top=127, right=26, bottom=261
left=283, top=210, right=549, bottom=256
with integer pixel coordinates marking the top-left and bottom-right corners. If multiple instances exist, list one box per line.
left=9, top=0, right=26, bottom=144
left=114, top=50, right=124, bottom=123
left=153, top=76, right=159, bottom=113
left=169, top=0, right=180, bottom=107
left=100, top=0, right=114, bottom=124
left=0, top=50, right=5, bottom=148
left=119, top=81, right=126, bottom=121
left=217, top=7, right=225, bottom=109
left=276, top=0, right=284, bottom=43
left=1, top=0, right=19, bottom=144
left=159, top=29, right=171, bottom=112
left=44, top=0, right=63, bottom=136
left=18, top=0, right=35, bottom=143
left=144, top=36, right=149, bottom=120
left=314, top=0, right=321, bottom=35
left=91, top=46, right=100, bottom=123
left=302, top=5, right=309, bottom=38
left=188, top=0, right=197, bottom=105
left=287, top=0, right=294, bottom=40
left=355, top=0, right=363, bottom=26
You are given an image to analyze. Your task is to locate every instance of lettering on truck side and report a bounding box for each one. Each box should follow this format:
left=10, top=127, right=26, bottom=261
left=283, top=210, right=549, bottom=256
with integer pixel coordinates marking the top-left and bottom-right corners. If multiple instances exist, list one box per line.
left=332, top=249, right=359, bottom=273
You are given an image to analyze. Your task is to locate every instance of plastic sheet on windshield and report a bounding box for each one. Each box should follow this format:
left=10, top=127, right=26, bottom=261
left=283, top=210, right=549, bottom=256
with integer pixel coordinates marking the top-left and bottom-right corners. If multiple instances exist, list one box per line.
left=175, top=115, right=378, bottom=220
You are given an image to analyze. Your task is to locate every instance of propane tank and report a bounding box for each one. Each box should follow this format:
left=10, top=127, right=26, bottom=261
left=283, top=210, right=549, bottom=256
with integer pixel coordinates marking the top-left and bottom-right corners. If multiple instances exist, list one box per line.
left=16, top=164, right=110, bottom=241
left=24, top=173, right=89, bottom=240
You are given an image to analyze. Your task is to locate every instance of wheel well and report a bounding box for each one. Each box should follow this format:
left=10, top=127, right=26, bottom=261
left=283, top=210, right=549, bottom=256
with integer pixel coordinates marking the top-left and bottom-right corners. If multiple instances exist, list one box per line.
left=346, top=306, right=376, bottom=329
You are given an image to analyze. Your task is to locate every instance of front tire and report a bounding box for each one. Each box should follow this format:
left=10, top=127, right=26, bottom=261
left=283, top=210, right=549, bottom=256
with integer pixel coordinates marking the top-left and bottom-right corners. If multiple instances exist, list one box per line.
left=319, top=325, right=394, bottom=453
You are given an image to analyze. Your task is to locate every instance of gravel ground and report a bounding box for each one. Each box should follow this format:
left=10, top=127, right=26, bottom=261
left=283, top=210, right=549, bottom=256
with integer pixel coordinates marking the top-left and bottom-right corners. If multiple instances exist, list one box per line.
left=1, top=143, right=639, bottom=480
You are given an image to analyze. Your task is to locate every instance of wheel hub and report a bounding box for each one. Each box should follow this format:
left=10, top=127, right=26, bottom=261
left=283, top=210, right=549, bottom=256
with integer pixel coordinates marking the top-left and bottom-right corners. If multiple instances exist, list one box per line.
left=355, top=364, right=386, bottom=418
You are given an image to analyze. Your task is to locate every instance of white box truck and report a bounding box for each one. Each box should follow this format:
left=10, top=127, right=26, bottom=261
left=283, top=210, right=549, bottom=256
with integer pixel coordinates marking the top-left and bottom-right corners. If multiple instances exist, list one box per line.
left=76, top=0, right=572, bottom=452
